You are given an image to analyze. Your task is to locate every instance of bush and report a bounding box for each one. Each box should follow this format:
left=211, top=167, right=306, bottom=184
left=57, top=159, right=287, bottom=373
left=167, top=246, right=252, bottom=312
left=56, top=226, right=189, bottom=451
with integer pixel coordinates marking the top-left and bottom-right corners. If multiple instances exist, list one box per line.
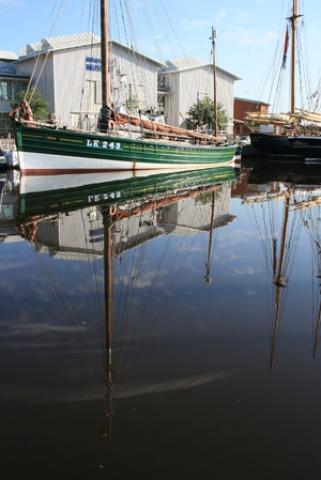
left=12, top=88, right=48, bottom=121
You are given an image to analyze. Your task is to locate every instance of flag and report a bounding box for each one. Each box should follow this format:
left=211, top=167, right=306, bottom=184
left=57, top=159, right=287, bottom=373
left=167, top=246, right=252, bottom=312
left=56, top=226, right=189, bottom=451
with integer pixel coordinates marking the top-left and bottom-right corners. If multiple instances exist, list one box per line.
left=282, top=26, right=289, bottom=69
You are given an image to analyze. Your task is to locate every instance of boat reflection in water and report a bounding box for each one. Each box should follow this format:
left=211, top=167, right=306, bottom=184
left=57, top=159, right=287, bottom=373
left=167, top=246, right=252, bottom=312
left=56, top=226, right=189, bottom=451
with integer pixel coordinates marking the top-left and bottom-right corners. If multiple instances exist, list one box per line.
left=243, top=163, right=321, bottom=368
left=7, top=166, right=237, bottom=438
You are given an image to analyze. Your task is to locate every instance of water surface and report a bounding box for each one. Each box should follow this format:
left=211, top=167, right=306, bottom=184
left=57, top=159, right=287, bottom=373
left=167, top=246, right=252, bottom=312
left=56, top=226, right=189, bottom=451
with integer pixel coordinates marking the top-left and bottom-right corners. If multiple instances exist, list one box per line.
left=1, top=166, right=321, bottom=479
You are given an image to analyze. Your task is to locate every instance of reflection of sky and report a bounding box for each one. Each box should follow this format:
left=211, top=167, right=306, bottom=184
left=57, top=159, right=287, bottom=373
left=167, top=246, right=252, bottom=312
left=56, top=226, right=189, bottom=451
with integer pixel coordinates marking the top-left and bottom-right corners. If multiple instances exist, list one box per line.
left=2, top=193, right=321, bottom=478
left=0, top=195, right=319, bottom=349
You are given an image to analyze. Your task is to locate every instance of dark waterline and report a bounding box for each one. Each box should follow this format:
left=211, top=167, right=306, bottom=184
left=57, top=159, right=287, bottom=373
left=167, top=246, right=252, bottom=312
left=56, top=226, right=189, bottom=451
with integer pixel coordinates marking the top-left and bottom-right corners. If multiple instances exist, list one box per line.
left=1, top=166, right=321, bottom=479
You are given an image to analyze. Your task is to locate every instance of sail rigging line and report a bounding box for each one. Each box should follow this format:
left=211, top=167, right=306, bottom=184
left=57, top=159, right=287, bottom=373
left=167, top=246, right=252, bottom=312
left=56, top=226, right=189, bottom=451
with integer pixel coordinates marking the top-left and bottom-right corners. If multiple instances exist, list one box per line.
left=117, top=0, right=141, bottom=102
left=28, top=0, right=68, bottom=104
left=301, top=204, right=321, bottom=356
left=114, top=223, right=151, bottom=347
left=79, top=0, right=96, bottom=122
left=244, top=190, right=296, bottom=369
left=110, top=1, right=148, bottom=112
left=81, top=208, right=105, bottom=340
left=115, top=243, right=149, bottom=383
left=139, top=1, right=163, bottom=62
left=297, top=26, right=310, bottom=112
left=24, top=0, right=66, bottom=100
left=256, top=0, right=288, bottom=107
left=300, top=0, right=312, bottom=110
left=154, top=0, right=204, bottom=111
left=123, top=0, right=160, bottom=112
left=26, top=234, right=105, bottom=384
left=117, top=219, right=149, bottom=336
left=22, top=212, right=105, bottom=377
left=129, top=227, right=174, bottom=340
left=78, top=0, right=100, bottom=128
left=271, top=54, right=287, bottom=113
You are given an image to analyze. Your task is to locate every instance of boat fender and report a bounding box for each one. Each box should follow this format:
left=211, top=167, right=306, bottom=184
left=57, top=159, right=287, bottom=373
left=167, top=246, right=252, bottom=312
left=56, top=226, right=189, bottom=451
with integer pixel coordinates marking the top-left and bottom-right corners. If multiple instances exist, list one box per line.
left=109, top=205, right=117, bottom=216
left=108, top=120, right=116, bottom=130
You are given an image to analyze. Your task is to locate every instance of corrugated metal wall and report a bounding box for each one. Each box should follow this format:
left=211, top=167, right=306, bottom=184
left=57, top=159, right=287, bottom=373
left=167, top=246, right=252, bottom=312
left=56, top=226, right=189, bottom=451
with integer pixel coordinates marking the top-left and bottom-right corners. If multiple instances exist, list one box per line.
left=111, top=43, right=159, bottom=111
left=18, top=43, right=160, bottom=128
left=53, top=45, right=101, bottom=127
left=163, top=66, right=236, bottom=134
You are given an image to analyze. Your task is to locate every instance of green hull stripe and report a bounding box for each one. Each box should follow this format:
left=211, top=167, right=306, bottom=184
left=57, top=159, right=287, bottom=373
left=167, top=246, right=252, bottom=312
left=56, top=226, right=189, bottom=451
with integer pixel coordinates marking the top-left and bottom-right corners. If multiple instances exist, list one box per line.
left=16, top=125, right=236, bottom=165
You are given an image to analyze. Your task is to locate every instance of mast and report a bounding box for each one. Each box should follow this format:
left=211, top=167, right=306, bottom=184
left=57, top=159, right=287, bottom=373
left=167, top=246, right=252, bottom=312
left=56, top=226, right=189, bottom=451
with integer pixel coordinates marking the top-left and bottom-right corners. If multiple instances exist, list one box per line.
left=290, top=0, right=302, bottom=115
left=211, top=27, right=217, bottom=137
left=101, top=0, right=109, bottom=107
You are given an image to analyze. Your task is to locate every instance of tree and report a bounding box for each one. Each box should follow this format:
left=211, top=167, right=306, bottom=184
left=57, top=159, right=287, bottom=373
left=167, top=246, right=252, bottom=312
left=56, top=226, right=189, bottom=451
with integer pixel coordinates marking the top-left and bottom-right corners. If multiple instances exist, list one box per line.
left=187, top=96, right=228, bottom=132
left=12, top=88, right=48, bottom=121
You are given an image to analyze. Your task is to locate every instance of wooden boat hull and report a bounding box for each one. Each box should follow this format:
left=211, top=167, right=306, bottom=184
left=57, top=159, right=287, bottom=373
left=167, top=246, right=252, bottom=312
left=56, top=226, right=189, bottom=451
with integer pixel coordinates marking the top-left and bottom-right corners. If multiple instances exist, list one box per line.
left=15, top=124, right=237, bottom=174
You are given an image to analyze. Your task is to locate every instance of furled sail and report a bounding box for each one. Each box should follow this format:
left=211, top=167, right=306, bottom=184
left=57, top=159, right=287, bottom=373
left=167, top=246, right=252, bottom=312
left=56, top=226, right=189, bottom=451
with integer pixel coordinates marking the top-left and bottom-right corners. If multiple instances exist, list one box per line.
left=293, top=109, right=321, bottom=124
left=245, top=109, right=321, bottom=126
left=244, top=112, right=291, bottom=125
left=114, top=112, right=220, bottom=143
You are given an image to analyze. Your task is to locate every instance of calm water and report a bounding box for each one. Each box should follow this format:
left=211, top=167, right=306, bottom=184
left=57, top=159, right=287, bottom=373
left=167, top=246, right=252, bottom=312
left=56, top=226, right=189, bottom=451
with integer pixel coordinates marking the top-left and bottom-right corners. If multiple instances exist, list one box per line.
left=2, top=165, right=321, bottom=479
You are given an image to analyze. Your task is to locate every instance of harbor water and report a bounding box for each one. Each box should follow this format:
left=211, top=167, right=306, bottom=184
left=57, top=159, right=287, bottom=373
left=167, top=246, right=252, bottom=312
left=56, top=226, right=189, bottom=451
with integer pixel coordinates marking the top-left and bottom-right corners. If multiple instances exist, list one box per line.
left=1, top=165, right=321, bottom=478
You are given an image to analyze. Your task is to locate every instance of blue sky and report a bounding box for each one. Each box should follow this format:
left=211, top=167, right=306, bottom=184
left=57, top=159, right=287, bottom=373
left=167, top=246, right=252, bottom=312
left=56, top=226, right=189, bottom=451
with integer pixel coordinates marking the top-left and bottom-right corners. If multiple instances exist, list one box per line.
left=1, top=0, right=320, bottom=106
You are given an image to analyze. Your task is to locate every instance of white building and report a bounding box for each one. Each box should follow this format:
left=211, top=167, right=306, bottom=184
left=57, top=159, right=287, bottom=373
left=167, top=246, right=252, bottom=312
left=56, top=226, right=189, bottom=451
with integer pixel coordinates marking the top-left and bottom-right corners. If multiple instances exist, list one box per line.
left=16, top=33, right=163, bottom=129
left=158, top=57, right=240, bottom=136
left=1, top=34, right=240, bottom=137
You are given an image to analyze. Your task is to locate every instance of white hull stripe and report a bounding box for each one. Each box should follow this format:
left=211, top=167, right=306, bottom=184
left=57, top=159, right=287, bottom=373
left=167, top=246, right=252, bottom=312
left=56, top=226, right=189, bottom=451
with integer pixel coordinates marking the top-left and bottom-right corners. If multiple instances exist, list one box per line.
left=18, top=151, right=235, bottom=173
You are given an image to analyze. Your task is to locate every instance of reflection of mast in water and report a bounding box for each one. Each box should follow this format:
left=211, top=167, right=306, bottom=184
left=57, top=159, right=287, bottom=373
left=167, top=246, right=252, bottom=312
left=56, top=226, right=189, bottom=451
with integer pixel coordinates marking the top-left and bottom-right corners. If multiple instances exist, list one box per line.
left=270, top=191, right=290, bottom=370
left=103, top=208, right=113, bottom=438
left=300, top=200, right=321, bottom=358
left=204, top=191, right=215, bottom=287
left=245, top=184, right=301, bottom=369
left=312, top=301, right=321, bottom=359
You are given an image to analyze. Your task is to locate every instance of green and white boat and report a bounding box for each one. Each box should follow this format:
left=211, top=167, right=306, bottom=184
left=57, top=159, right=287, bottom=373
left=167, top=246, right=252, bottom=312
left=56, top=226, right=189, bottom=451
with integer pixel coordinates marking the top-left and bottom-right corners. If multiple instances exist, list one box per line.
left=14, top=1, right=238, bottom=175
left=15, top=123, right=237, bottom=175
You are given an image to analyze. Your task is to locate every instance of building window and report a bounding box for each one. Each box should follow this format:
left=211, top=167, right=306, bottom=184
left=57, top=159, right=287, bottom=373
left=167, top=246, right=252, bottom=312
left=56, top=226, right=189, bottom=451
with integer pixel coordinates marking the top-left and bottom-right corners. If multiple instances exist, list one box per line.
left=0, top=80, right=27, bottom=102
left=0, top=81, right=9, bottom=101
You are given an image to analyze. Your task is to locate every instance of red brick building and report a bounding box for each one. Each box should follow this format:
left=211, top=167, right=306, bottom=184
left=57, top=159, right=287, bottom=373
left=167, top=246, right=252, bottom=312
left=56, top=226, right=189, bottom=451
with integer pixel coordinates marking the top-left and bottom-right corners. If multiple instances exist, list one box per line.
left=234, top=97, right=269, bottom=136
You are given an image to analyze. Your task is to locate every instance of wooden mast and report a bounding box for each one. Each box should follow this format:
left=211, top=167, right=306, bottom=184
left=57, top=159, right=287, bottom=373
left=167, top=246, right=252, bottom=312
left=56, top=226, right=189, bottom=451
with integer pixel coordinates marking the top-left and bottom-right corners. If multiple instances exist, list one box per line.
left=211, top=27, right=217, bottom=137
left=101, top=0, right=109, bottom=107
left=290, top=0, right=302, bottom=115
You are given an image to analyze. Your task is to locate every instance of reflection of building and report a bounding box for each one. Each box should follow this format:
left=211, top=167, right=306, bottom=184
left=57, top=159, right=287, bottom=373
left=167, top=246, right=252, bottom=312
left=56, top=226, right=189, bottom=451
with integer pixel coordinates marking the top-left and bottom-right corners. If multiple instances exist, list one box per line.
left=158, top=183, right=234, bottom=234
left=234, top=97, right=269, bottom=137
left=32, top=184, right=234, bottom=260
left=158, top=58, right=240, bottom=135
left=16, top=33, right=163, bottom=129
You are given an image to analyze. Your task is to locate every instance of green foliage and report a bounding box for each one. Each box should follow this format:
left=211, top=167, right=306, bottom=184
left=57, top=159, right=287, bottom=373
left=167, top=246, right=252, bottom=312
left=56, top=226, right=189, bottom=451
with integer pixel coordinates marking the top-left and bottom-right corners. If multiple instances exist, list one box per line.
left=126, top=95, right=139, bottom=114
left=12, top=88, right=48, bottom=121
left=187, top=97, right=228, bottom=131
